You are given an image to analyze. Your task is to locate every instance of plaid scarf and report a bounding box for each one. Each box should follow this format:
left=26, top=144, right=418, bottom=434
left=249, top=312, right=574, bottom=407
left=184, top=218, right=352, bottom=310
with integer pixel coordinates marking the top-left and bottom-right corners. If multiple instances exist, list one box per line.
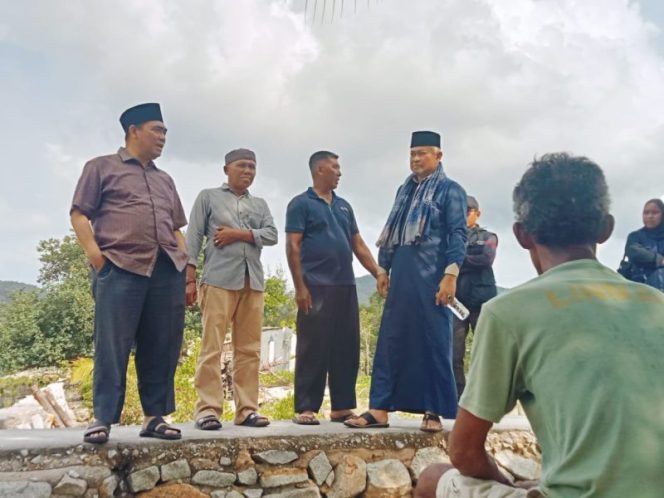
left=377, top=163, right=446, bottom=248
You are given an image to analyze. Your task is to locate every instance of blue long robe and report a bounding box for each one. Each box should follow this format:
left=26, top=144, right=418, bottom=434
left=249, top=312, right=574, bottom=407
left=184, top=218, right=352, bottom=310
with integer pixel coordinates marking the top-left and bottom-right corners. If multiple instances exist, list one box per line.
left=370, top=175, right=468, bottom=418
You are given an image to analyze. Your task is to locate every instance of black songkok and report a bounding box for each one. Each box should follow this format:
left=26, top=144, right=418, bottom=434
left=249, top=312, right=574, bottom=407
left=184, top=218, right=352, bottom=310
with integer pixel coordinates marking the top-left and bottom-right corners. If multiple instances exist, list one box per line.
left=119, top=103, right=163, bottom=132
left=225, top=148, right=256, bottom=165
left=410, top=130, right=441, bottom=148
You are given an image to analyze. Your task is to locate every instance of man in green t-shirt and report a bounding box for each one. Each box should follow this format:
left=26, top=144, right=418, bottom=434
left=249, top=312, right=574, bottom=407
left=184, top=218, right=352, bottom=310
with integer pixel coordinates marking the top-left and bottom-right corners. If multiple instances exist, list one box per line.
left=415, top=153, right=664, bottom=498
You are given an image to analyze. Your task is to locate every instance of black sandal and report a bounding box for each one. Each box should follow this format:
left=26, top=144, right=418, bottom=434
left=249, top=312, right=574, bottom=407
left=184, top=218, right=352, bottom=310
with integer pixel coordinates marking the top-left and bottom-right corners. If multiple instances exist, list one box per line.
left=195, top=414, right=222, bottom=431
left=344, top=411, right=389, bottom=429
left=139, top=416, right=182, bottom=440
left=420, top=412, right=443, bottom=433
left=83, top=420, right=111, bottom=444
left=240, top=412, right=270, bottom=427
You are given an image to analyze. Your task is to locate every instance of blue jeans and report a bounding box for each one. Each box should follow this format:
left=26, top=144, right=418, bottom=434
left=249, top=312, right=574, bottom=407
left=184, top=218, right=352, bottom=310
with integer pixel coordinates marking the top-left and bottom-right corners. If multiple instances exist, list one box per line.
left=91, top=251, right=185, bottom=424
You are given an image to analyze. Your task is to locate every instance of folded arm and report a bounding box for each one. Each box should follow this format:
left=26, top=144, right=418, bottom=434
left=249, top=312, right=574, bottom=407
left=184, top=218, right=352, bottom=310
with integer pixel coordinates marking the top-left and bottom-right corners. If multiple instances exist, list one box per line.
left=464, top=233, right=498, bottom=268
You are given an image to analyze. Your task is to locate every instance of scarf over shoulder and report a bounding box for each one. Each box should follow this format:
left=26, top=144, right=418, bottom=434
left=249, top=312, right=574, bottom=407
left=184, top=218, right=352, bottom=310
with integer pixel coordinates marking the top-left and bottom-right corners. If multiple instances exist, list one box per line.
left=376, top=163, right=446, bottom=248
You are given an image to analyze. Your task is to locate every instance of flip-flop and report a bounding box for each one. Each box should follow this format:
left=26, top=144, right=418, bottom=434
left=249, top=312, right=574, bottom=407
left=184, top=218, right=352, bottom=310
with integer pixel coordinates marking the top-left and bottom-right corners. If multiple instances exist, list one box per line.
left=139, top=416, right=182, bottom=440
left=292, top=414, right=320, bottom=425
left=344, top=411, right=389, bottom=429
left=83, top=420, right=111, bottom=444
left=195, top=414, right=222, bottom=431
left=240, top=412, right=270, bottom=427
left=420, top=412, right=443, bottom=433
left=330, top=413, right=357, bottom=423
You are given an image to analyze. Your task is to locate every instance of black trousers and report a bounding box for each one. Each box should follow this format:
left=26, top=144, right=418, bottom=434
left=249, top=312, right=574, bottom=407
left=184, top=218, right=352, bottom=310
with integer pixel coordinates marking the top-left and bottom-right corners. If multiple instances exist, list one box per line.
left=452, top=310, right=480, bottom=399
left=294, top=285, right=360, bottom=413
left=92, top=251, right=185, bottom=424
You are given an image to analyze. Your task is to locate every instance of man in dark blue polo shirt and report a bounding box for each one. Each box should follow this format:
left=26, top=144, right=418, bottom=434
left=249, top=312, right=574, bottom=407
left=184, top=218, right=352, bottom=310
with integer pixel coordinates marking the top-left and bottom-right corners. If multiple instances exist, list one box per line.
left=286, top=151, right=387, bottom=425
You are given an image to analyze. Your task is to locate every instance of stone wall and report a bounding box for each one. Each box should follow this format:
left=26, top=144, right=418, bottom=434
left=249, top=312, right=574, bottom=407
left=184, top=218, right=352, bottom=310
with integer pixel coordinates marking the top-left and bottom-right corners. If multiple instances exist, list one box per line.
left=0, top=421, right=540, bottom=497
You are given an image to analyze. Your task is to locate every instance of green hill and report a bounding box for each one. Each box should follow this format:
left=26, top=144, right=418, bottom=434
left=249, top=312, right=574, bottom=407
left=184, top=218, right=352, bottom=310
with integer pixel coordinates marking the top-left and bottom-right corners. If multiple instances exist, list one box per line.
left=0, top=281, right=39, bottom=303
left=355, top=274, right=376, bottom=305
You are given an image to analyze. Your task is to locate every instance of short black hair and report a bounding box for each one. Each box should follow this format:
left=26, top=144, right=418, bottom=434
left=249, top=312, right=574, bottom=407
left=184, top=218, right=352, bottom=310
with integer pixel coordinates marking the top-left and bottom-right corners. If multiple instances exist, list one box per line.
left=309, top=150, right=338, bottom=170
left=513, top=152, right=610, bottom=246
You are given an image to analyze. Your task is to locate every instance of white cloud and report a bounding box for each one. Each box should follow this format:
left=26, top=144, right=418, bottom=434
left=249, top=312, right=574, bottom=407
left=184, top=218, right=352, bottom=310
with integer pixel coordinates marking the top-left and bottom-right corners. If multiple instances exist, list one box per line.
left=1, top=0, right=663, bottom=286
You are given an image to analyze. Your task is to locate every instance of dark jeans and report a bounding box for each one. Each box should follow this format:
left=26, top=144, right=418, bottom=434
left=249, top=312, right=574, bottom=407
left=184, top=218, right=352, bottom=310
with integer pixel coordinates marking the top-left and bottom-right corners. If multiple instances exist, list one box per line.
left=452, top=309, right=480, bottom=399
left=91, top=251, right=185, bottom=424
left=294, top=285, right=360, bottom=413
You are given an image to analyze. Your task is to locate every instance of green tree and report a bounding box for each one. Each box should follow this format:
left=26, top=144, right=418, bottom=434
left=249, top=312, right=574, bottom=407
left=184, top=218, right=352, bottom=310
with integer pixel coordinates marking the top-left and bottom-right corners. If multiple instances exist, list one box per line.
left=0, top=290, right=42, bottom=374
left=0, top=234, right=95, bottom=374
left=37, top=235, right=90, bottom=286
left=263, top=267, right=296, bottom=328
left=359, top=292, right=384, bottom=375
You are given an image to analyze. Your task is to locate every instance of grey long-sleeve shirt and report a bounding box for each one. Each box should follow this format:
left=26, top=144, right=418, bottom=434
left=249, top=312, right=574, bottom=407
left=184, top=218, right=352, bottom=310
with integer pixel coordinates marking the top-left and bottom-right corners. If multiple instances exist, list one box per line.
left=185, top=183, right=277, bottom=291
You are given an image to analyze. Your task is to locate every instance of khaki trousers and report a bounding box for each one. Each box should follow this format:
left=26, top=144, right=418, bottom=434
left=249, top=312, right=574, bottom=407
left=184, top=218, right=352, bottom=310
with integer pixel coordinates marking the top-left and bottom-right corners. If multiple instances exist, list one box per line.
left=194, top=282, right=264, bottom=425
left=436, top=470, right=542, bottom=498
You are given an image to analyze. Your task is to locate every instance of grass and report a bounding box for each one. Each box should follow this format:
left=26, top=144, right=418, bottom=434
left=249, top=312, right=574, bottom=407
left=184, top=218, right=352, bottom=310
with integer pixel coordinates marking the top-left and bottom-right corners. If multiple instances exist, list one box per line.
left=69, top=337, right=449, bottom=425
left=0, top=371, right=62, bottom=408
left=259, top=370, right=295, bottom=388
left=72, top=335, right=298, bottom=424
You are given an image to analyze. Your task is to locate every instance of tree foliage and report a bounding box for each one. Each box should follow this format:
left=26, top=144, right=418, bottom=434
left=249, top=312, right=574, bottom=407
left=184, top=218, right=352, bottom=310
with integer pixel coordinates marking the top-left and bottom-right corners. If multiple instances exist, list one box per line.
left=359, top=292, right=384, bottom=375
left=263, top=267, right=296, bottom=328
left=0, top=233, right=300, bottom=375
left=0, top=234, right=94, bottom=374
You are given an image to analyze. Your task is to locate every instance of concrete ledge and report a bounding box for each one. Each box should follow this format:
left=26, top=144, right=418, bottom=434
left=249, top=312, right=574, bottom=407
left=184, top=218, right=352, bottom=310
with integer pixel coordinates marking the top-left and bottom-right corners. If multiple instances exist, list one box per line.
left=0, top=416, right=538, bottom=497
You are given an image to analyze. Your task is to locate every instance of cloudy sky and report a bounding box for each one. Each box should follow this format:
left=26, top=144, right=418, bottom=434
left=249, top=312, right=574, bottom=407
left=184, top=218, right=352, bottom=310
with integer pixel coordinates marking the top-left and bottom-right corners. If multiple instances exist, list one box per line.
left=2, top=0, right=664, bottom=288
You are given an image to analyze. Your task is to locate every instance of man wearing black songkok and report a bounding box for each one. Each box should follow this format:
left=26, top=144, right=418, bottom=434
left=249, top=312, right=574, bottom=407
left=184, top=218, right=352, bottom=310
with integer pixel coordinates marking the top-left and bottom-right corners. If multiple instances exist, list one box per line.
left=346, top=131, right=468, bottom=432
left=71, top=103, right=188, bottom=443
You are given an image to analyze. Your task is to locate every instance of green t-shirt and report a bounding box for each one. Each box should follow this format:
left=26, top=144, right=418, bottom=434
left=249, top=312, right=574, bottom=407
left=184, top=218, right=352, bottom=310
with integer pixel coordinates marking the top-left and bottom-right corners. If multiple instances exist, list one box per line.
left=460, top=259, right=664, bottom=498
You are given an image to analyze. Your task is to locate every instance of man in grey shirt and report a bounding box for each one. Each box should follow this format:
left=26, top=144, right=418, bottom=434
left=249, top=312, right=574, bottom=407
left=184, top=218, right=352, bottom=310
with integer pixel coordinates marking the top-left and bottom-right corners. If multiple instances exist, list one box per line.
left=186, top=148, right=277, bottom=429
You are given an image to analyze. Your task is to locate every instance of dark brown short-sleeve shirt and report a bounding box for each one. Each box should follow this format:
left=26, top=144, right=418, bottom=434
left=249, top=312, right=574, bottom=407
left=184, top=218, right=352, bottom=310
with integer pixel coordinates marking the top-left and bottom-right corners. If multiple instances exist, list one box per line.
left=71, top=147, right=188, bottom=276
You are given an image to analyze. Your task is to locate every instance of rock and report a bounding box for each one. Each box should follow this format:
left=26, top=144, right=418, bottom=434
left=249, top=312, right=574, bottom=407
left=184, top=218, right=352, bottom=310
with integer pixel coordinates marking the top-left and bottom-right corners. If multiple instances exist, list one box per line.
left=99, top=474, right=118, bottom=498
left=191, top=458, right=219, bottom=471
left=220, top=456, right=233, bottom=466
left=325, top=470, right=335, bottom=487
left=365, top=459, right=412, bottom=498
left=260, top=468, right=309, bottom=488
left=243, top=489, right=264, bottom=498
left=78, top=466, right=112, bottom=487
left=192, top=470, right=236, bottom=488
left=85, top=490, right=99, bottom=498
left=409, top=447, right=450, bottom=480
left=227, top=492, right=245, bottom=498
left=327, top=454, right=366, bottom=498
left=138, top=483, right=209, bottom=497
left=54, top=473, right=88, bottom=496
left=161, top=459, right=192, bottom=482
left=307, top=451, right=332, bottom=486
left=127, top=466, right=160, bottom=493
left=263, top=483, right=321, bottom=498
left=0, top=481, right=52, bottom=497
left=494, top=451, right=541, bottom=481
left=237, top=466, right=258, bottom=485
left=253, top=450, right=299, bottom=465
left=0, top=465, right=110, bottom=487
left=235, top=449, right=254, bottom=469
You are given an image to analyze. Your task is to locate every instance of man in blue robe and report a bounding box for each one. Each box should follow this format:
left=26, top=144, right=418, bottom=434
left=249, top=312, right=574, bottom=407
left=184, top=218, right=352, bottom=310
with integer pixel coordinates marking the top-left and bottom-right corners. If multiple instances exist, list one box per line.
left=346, top=130, right=467, bottom=432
